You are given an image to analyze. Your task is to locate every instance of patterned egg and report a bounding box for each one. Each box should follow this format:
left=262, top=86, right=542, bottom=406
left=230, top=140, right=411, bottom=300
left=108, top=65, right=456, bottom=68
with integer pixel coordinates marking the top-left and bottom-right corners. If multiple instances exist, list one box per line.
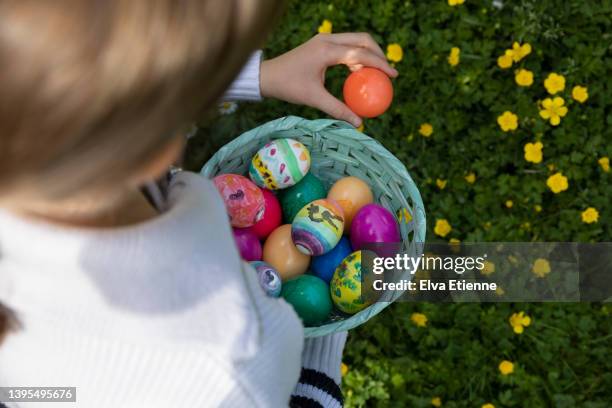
left=249, top=138, right=311, bottom=190
left=250, top=261, right=282, bottom=298
left=213, top=174, right=265, bottom=228
left=291, top=199, right=344, bottom=256
left=330, top=251, right=372, bottom=314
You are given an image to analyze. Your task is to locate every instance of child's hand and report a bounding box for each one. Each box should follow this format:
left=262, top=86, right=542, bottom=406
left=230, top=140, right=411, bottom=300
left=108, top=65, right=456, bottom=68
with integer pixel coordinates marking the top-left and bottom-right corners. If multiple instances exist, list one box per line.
left=260, top=33, right=398, bottom=127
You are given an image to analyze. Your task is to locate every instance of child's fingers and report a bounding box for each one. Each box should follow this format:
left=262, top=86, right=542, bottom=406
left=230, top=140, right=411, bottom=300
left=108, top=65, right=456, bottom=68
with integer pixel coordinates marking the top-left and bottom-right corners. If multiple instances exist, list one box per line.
left=312, top=88, right=362, bottom=128
left=324, top=32, right=386, bottom=60
left=333, top=44, right=398, bottom=77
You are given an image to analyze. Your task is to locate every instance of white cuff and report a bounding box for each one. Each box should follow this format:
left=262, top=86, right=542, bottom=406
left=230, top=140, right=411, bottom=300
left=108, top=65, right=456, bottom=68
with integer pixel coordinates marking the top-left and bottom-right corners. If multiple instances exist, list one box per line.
left=222, top=50, right=263, bottom=102
left=301, top=331, right=347, bottom=385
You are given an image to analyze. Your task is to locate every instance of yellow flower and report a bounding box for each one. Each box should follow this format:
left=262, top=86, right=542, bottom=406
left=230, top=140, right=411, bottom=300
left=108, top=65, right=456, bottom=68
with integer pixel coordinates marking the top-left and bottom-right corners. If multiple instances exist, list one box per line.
left=431, top=397, right=442, bottom=407
left=544, top=72, right=566, bottom=94
left=581, top=207, right=599, bottom=224
left=539, top=97, right=568, bottom=126
left=598, top=157, right=610, bottom=172
left=505, top=200, right=513, bottom=208
left=434, top=219, right=452, bottom=237
left=499, top=360, right=514, bottom=375
left=481, top=260, right=495, bottom=276
left=448, top=47, right=460, bottom=67
left=448, top=0, right=465, bottom=6
left=572, top=85, right=588, bottom=103
left=356, top=123, right=364, bottom=132
left=509, top=311, right=532, bottom=334
left=524, top=142, right=543, bottom=164
left=419, top=123, right=434, bottom=137
left=532, top=258, right=551, bottom=278
left=534, top=204, right=542, bottom=212
left=317, top=19, right=332, bottom=34
left=482, top=404, right=496, bottom=408
left=497, top=50, right=514, bottom=69
left=386, top=43, right=403, bottom=63
left=436, top=179, right=447, bottom=190
left=497, top=111, right=518, bottom=132
left=546, top=172, right=569, bottom=193
left=411, top=312, right=428, bottom=327
left=515, top=69, right=534, bottom=86
left=465, top=172, right=476, bottom=183
left=511, top=42, right=532, bottom=62
left=341, top=362, right=348, bottom=376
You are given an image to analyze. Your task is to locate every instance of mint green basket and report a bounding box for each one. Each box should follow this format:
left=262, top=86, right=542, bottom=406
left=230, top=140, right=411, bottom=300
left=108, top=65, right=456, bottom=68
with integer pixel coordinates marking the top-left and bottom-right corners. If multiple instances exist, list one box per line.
left=201, top=116, right=426, bottom=337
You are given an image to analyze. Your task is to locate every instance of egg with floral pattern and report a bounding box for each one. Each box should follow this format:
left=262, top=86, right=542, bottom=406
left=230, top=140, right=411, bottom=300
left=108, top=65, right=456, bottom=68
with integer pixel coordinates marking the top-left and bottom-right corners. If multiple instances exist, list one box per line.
left=249, top=138, right=311, bottom=190
left=330, top=251, right=372, bottom=314
left=291, top=199, right=344, bottom=256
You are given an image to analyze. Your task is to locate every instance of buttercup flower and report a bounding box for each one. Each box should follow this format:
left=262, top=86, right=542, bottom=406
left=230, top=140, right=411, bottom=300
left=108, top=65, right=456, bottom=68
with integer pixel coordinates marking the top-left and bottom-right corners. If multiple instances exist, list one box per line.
left=539, top=97, right=568, bottom=126
left=572, top=85, right=588, bottom=103
left=499, top=360, right=514, bottom=375
left=386, top=43, right=403, bottom=63
left=532, top=258, right=551, bottom=278
left=509, top=311, right=532, bottom=334
left=497, top=50, right=514, bottom=69
left=434, top=219, right=452, bottom=238
left=431, top=397, right=442, bottom=407
left=497, top=111, right=518, bottom=132
left=544, top=72, right=566, bottom=94
left=481, top=261, right=495, bottom=276
left=534, top=204, right=542, bottom=212
left=515, top=69, right=533, bottom=86
left=448, top=47, right=460, bottom=66
left=448, top=0, right=465, bottom=6
left=524, top=142, right=543, bottom=163
left=318, top=19, right=332, bottom=34
left=581, top=207, right=599, bottom=224
left=482, top=404, right=496, bottom=408
left=465, top=172, right=476, bottom=184
left=411, top=312, right=428, bottom=327
left=511, top=42, right=532, bottom=62
left=436, top=179, right=447, bottom=190
left=419, top=123, right=434, bottom=137
left=599, top=157, right=610, bottom=172
left=546, top=172, right=568, bottom=193
left=505, top=200, right=513, bottom=208
left=341, top=363, right=348, bottom=376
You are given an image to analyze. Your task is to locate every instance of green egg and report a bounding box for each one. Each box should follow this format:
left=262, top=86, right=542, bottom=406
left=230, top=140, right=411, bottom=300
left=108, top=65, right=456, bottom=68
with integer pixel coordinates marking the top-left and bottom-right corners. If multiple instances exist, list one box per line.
left=281, top=275, right=332, bottom=326
left=278, top=173, right=327, bottom=223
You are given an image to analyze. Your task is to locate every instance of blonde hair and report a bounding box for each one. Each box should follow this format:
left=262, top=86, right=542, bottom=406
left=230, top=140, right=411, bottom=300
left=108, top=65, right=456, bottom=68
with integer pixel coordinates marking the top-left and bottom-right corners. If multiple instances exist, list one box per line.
left=0, top=0, right=282, bottom=340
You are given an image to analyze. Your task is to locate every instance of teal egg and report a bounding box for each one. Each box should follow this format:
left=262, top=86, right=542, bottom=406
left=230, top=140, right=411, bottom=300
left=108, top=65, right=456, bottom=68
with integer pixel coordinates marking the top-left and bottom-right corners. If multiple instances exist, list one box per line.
left=278, top=173, right=327, bottom=223
left=281, top=275, right=332, bottom=326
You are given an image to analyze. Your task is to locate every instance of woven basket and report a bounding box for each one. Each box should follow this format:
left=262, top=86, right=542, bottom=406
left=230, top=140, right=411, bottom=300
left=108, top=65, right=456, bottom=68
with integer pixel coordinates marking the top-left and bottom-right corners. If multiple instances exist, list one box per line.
left=201, top=116, right=426, bottom=337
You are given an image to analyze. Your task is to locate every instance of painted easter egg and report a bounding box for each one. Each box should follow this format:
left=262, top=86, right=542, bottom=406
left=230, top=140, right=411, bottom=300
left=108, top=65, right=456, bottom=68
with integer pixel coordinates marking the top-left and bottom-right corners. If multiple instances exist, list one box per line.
left=263, top=224, right=310, bottom=281
left=281, top=275, right=332, bottom=326
left=232, top=228, right=262, bottom=261
left=343, top=67, right=393, bottom=118
left=250, top=189, right=282, bottom=240
left=249, top=138, right=311, bottom=190
left=327, top=176, right=373, bottom=230
left=291, top=199, right=344, bottom=256
left=250, top=261, right=282, bottom=297
left=278, top=173, right=327, bottom=223
left=330, top=251, right=372, bottom=314
left=311, top=236, right=352, bottom=284
left=350, top=204, right=400, bottom=250
left=213, top=174, right=265, bottom=228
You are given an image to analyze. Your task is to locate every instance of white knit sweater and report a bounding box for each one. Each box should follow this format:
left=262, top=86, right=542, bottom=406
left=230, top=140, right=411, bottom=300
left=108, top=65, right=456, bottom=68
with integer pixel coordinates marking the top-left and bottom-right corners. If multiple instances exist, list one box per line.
left=0, top=52, right=345, bottom=408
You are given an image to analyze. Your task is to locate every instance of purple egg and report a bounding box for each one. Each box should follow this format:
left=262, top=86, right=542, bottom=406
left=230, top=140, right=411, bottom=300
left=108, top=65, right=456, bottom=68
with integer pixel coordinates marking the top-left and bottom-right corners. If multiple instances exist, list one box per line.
left=233, top=227, right=262, bottom=261
left=350, top=204, right=400, bottom=251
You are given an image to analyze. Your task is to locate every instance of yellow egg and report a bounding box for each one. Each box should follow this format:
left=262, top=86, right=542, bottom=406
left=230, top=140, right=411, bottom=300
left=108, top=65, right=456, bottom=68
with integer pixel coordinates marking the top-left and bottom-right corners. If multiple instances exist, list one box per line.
left=330, top=251, right=372, bottom=314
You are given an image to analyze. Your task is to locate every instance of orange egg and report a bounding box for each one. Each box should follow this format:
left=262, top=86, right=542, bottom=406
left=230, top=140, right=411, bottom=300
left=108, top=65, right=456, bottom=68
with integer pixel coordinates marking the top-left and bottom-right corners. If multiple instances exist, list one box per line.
left=263, top=224, right=310, bottom=281
left=343, top=67, right=393, bottom=118
left=327, top=176, right=374, bottom=229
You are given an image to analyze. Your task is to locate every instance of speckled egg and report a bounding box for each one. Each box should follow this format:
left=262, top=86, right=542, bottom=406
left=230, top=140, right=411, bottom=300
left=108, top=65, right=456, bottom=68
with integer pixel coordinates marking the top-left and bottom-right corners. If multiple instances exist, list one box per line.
left=213, top=174, right=265, bottom=228
left=291, top=199, right=344, bottom=256
left=250, top=261, right=282, bottom=297
left=249, top=138, right=311, bottom=190
left=330, top=251, right=372, bottom=314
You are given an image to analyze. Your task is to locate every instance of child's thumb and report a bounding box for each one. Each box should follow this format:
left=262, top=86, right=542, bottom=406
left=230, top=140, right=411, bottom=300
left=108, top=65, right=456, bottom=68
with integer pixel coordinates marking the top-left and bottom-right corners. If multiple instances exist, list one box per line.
left=314, top=89, right=362, bottom=128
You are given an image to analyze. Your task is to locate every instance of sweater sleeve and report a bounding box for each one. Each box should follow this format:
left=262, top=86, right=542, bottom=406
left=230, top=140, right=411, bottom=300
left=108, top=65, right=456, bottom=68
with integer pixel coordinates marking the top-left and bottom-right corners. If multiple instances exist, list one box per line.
left=222, top=50, right=263, bottom=102
left=290, top=332, right=347, bottom=408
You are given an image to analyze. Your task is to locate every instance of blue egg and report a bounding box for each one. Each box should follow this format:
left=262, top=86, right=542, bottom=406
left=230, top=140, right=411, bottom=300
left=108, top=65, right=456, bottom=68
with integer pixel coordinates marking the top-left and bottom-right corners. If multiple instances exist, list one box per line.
left=310, top=236, right=352, bottom=283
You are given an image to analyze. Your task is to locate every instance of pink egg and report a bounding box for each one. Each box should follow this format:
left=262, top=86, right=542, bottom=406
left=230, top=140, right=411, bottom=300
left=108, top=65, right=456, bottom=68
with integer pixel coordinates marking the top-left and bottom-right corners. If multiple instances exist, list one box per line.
left=350, top=204, right=400, bottom=252
left=250, top=189, right=282, bottom=240
left=233, top=228, right=262, bottom=261
left=213, top=174, right=265, bottom=228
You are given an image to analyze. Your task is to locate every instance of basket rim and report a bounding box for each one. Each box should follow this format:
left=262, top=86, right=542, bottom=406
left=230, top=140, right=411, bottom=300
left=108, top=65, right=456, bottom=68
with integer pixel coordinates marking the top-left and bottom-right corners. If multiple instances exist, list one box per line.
left=201, top=115, right=426, bottom=337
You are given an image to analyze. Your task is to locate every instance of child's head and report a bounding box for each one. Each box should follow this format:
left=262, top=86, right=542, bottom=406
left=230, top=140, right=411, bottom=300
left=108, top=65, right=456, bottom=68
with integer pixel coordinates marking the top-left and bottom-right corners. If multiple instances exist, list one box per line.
left=0, top=0, right=281, bottom=211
